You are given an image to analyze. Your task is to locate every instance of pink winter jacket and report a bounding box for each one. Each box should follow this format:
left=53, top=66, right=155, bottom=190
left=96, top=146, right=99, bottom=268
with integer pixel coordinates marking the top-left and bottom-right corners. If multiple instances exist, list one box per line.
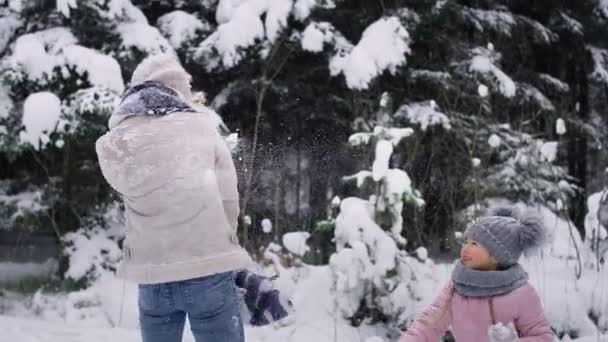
left=400, top=282, right=553, bottom=342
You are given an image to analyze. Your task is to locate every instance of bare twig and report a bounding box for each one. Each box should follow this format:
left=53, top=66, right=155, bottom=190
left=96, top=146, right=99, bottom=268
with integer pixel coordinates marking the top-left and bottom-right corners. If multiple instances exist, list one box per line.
left=241, top=39, right=296, bottom=230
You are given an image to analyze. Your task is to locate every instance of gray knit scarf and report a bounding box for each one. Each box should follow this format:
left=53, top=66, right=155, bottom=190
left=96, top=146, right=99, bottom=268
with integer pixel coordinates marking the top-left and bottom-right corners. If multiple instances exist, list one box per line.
left=109, top=80, right=233, bottom=136
left=451, top=261, right=528, bottom=297
left=114, top=80, right=198, bottom=118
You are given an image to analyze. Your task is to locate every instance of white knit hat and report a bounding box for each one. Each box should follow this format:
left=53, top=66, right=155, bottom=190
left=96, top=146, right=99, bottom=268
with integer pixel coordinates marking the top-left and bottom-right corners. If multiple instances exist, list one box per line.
left=130, top=53, right=193, bottom=100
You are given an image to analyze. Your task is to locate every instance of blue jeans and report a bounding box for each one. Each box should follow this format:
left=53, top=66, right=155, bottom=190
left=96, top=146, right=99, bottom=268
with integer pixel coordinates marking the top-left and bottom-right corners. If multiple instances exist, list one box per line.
left=138, top=271, right=244, bottom=342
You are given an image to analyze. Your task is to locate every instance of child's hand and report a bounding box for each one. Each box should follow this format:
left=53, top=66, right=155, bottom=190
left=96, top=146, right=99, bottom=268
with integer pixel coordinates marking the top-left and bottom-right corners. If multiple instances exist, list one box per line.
left=488, top=322, right=519, bottom=342
left=236, top=270, right=294, bottom=327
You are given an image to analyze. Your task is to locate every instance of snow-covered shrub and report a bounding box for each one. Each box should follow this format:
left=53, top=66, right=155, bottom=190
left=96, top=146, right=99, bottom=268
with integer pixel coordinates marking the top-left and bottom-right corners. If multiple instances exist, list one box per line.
left=329, top=93, right=432, bottom=335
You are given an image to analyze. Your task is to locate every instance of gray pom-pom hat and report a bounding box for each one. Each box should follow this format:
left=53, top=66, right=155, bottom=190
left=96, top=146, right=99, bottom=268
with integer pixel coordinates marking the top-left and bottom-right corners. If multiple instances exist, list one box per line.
left=464, top=206, right=547, bottom=267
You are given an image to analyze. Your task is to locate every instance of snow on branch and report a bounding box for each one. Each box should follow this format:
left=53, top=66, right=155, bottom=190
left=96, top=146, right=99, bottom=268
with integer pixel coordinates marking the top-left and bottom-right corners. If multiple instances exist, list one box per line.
left=518, top=83, right=555, bottom=111
left=329, top=17, right=411, bottom=90
left=394, top=100, right=451, bottom=131
left=459, top=6, right=557, bottom=43
left=195, top=0, right=293, bottom=71
left=157, top=11, right=210, bottom=49
left=589, top=46, right=608, bottom=84
left=5, top=27, right=124, bottom=92
left=467, top=48, right=516, bottom=98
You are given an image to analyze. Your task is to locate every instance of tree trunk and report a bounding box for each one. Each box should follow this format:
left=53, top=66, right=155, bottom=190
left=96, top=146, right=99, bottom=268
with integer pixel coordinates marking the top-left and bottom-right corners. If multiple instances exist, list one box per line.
left=566, top=54, right=589, bottom=239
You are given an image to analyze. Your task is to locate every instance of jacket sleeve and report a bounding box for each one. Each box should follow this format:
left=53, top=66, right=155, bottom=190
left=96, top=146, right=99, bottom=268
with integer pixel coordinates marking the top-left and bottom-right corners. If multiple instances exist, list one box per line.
left=214, top=134, right=240, bottom=241
left=400, top=283, right=454, bottom=342
left=95, top=134, right=126, bottom=195
left=516, top=285, right=554, bottom=342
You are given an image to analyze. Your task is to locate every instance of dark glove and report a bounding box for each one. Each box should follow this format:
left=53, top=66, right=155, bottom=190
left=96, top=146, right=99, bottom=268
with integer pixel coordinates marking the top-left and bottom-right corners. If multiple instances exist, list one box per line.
left=235, top=270, right=293, bottom=326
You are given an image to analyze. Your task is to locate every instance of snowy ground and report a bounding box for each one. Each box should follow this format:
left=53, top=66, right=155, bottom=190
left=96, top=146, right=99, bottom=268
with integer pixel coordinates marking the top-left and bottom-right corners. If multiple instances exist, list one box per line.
left=1, top=201, right=608, bottom=341
left=1, top=256, right=606, bottom=342
left=0, top=266, right=407, bottom=342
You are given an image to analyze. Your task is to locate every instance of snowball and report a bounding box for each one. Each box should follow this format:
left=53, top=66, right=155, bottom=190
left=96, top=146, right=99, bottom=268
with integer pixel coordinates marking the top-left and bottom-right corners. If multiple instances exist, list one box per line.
left=478, top=84, right=489, bottom=97
left=372, top=140, right=393, bottom=181
left=282, top=231, right=311, bottom=256
left=556, top=118, right=566, bottom=135
left=20, top=92, right=62, bottom=149
left=488, top=134, right=501, bottom=148
left=262, top=218, right=273, bottom=233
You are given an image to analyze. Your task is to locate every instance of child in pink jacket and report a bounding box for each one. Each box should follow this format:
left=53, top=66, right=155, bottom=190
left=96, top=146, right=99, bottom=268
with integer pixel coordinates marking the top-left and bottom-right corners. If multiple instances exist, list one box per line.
left=401, top=207, right=554, bottom=342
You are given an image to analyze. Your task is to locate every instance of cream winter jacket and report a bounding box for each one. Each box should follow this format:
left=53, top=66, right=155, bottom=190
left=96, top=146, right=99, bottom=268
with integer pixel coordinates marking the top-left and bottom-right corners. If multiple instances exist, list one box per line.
left=95, top=54, right=252, bottom=284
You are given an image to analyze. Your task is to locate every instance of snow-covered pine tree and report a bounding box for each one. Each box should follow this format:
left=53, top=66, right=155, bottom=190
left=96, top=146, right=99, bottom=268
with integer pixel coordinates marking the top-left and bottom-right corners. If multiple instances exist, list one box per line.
left=1, top=0, right=139, bottom=279
left=328, top=91, right=430, bottom=335
left=1, top=0, right=608, bottom=287
left=385, top=0, right=603, bottom=243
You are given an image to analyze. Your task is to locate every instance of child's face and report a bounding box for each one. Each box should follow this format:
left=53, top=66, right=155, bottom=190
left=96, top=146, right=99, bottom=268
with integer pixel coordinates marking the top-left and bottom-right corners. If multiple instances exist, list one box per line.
left=460, top=238, right=498, bottom=271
